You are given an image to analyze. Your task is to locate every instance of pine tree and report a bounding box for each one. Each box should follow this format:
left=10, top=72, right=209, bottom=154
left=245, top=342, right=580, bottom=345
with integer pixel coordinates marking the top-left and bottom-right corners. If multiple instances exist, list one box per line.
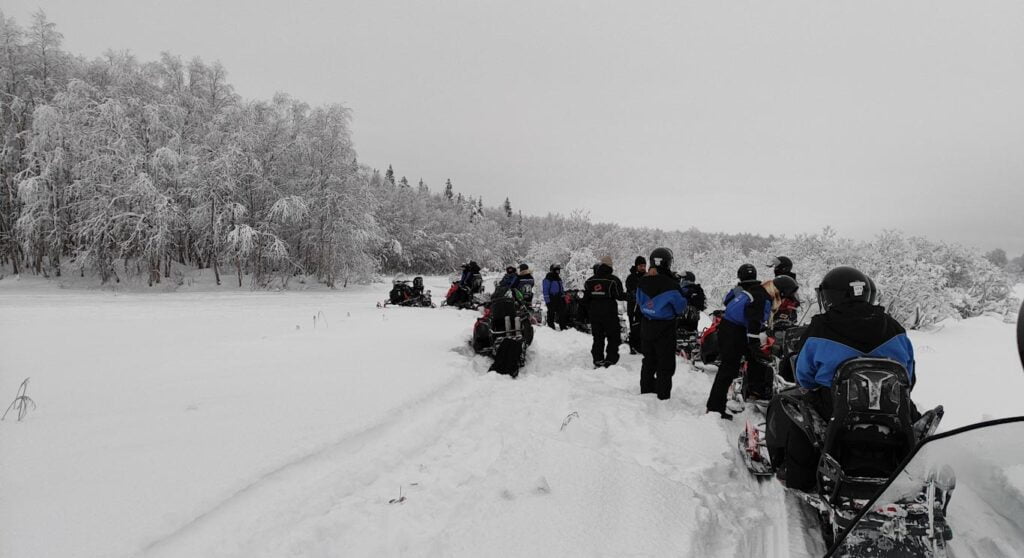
left=385, top=164, right=395, bottom=185
left=417, top=178, right=428, bottom=194
left=503, top=197, right=512, bottom=218
left=399, top=176, right=409, bottom=188
left=444, top=179, right=453, bottom=201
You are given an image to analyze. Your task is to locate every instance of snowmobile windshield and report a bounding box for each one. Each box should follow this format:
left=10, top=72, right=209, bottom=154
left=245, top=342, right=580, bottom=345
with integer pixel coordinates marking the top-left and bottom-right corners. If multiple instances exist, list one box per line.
left=828, top=417, right=1024, bottom=557
left=393, top=274, right=409, bottom=285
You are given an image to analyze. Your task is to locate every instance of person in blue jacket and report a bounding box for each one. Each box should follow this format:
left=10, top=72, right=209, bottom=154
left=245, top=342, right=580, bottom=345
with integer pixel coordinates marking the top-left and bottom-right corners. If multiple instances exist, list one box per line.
left=542, top=264, right=567, bottom=330
left=635, top=248, right=687, bottom=399
left=794, top=267, right=914, bottom=388
left=706, top=263, right=771, bottom=418
left=764, top=266, right=917, bottom=490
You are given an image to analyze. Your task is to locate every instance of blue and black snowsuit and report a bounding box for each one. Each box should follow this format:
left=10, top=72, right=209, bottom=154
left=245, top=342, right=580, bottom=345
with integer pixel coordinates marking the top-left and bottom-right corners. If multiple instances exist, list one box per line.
left=765, top=302, right=916, bottom=490
left=542, top=270, right=567, bottom=329
left=706, top=280, right=772, bottom=413
left=459, top=261, right=483, bottom=293
left=636, top=270, right=687, bottom=399
left=514, top=270, right=536, bottom=305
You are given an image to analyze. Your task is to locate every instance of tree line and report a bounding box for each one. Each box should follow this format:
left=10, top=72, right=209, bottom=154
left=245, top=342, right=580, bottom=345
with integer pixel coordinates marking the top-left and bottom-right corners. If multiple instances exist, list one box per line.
left=0, top=11, right=1016, bottom=328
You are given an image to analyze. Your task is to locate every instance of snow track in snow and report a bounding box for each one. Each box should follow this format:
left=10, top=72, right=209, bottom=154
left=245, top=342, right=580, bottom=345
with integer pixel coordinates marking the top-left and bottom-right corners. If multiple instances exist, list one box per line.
left=138, top=319, right=823, bottom=557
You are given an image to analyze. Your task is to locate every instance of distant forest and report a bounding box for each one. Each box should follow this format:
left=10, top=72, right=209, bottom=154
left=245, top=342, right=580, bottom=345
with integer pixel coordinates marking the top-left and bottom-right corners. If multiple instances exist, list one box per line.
left=0, top=12, right=1018, bottom=327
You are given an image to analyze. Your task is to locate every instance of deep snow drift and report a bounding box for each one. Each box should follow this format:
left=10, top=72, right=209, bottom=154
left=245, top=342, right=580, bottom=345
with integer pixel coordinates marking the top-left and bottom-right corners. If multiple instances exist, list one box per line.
left=0, top=276, right=1021, bottom=558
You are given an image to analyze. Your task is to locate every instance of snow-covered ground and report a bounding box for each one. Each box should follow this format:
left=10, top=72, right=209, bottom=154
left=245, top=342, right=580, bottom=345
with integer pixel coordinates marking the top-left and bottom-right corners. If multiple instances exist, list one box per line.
left=0, top=277, right=1021, bottom=558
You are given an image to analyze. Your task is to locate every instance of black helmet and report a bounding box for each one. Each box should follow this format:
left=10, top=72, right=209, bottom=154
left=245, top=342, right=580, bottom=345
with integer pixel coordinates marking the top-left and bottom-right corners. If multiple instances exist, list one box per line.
left=505, top=266, right=516, bottom=274
left=772, top=275, right=799, bottom=298
left=682, top=271, right=696, bottom=283
left=817, top=266, right=871, bottom=312
left=649, top=247, right=673, bottom=271
left=549, top=263, right=561, bottom=272
left=737, top=263, right=757, bottom=282
left=518, top=263, right=529, bottom=272
left=769, top=256, right=793, bottom=275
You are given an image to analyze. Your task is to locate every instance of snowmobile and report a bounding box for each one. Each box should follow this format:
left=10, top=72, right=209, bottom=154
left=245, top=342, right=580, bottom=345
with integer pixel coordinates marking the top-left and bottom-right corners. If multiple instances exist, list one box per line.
left=676, top=306, right=703, bottom=359
left=772, top=322, right=807, bottom=383
left=739, top=357, right=947, bottom=553
left=826, top=415, right=1024, bottom=557
left=471, top=293, right=536, bottom=378
left=443, top=272, right=485, bottom=310
left=563, top=289, right=590, bottom=333
left=696, top=310, right=725, bottom=366
left=742, top=298, right=1024, bottom=556
left=379, top=276, right=434, bottom=308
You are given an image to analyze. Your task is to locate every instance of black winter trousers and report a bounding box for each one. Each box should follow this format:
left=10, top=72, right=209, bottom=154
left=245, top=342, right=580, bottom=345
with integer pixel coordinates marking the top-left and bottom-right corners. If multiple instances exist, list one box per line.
left=590, top=313, right=621, bottom=365
left=640, top=318, right=677, bottom=399
left=627, top=301, right=642, bottom=351
left=706, top=320, right=749, bottom=412
left=546, top=297, right=568, bottom=330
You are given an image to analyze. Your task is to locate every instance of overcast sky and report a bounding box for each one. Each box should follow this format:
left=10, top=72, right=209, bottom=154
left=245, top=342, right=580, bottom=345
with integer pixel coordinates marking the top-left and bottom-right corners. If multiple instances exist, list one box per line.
left=8, top=0, right=1024, bottom=254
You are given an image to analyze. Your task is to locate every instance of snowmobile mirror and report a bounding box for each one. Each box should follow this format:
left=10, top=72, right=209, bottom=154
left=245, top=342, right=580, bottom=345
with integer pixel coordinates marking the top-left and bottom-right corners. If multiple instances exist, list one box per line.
left=826, top=416, right=1024, bottom=557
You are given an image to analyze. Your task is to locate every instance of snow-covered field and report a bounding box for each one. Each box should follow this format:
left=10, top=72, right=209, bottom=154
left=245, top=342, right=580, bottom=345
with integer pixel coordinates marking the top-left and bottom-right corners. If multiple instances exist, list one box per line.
left=1, top=277, right=1021, bottom=558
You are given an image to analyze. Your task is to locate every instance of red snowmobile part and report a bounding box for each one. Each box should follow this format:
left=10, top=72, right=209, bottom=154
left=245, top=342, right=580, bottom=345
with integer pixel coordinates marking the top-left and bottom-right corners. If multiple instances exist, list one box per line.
left=744, top=420, right=763, bottom=462
left=698, top=313, right=722, bottom=347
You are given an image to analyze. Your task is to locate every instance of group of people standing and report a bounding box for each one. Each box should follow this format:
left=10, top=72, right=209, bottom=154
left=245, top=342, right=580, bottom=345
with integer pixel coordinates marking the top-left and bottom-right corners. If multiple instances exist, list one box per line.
left=467, top=252, right=922, bottom=490
left=538, top=249, right=801, bottom=412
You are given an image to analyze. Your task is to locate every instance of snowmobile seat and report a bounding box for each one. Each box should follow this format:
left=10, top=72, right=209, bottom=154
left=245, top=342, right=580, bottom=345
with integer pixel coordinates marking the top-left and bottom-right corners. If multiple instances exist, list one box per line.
left=818, top=358, right=916, bottom=503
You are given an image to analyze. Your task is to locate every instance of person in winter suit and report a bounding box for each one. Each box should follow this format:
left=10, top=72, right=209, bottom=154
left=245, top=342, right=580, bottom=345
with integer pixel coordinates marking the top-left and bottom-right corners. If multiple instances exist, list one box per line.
left=459, top=261, right=483, bottom=292
left=765, top=266, right=916, bottom=490
left=584, top=256, right=626, bottom=367
left=543, top=264, right=567, bottom=330
left=770, top=256, right=796, bottom=280
left=706, top=264, right=771, bottom=418
left=625, top=256, right=647, bottom=354
left=677, top=271, right=707, bottom=334
left=769, top=256, right=800, bottom=324
left=514, top=264, right=536, bottom=304
left=636, top=248, right=687, bottom=399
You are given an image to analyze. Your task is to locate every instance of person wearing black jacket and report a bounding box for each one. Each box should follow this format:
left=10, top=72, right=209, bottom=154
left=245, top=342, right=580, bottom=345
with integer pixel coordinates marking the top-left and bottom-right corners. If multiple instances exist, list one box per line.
left=678, top=271, right=706, bottom=334
left=765, top=266, right=917, bottom=490
left=625, top=256, right=647, bottom=354
left=584, top=256, right=626, bottom=367
left=636, top=248, right=687, bottom=399
left=706, top=263, right=772, bottom=419
left=514, top=263, right=536, bottom=304
left=770, top=256, right=800, bottom=324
